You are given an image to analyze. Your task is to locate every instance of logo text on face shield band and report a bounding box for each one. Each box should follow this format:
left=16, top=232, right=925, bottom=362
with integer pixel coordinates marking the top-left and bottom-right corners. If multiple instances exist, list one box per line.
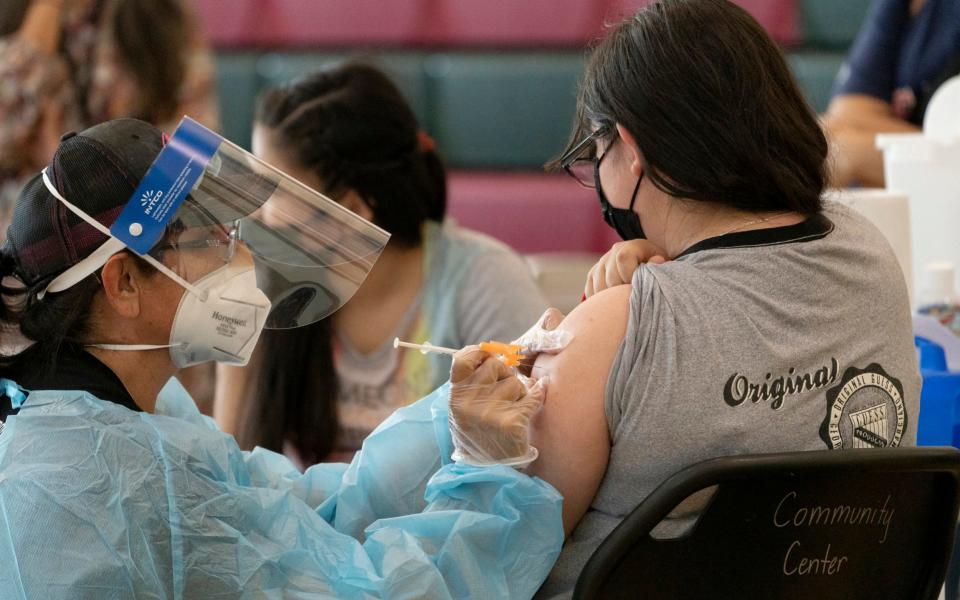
left=140, top=189, right=164, bottom=214
left=111, top=117, right=222, bottom=255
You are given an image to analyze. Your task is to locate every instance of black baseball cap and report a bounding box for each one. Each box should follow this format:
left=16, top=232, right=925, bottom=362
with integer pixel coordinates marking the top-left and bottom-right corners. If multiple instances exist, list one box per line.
left=3, top=118, right=163, bottom=288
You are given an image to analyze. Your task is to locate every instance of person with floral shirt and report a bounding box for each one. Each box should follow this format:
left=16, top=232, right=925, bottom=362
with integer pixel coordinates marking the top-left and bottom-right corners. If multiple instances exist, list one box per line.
left=0, top=0, right=219, bottom=243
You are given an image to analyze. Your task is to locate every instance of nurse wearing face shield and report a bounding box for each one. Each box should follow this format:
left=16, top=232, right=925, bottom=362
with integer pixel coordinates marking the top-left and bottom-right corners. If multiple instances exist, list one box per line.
left=0, top=118, right=562, bottom=598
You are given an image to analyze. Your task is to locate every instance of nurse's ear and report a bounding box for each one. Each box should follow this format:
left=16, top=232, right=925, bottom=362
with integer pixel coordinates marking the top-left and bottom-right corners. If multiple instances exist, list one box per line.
left=98, top=252, right=145, bottom=318
left=615, top=124, right=645, bottom=178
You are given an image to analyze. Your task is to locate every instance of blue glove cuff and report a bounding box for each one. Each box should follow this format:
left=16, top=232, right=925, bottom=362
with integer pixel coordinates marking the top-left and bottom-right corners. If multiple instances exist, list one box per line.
left=0, top=378, right=28, bottom=409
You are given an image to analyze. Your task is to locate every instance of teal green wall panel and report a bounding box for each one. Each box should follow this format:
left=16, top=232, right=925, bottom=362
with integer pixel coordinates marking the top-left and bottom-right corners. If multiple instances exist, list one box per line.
left=214, top=48, right=854, bottom=168
left=800, top=0, right=873, bottom=49
left=788, top=52, right=847, bottom=112
left=425, top=53, right=586, bottom=168
left=256, top=52, right=430, bottom=126
left=213, top=52, right=260, bottom=150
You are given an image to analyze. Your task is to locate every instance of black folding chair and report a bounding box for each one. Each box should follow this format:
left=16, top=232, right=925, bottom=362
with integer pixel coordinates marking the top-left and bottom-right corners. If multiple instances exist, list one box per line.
left=574, top=448, right=960, bottom=600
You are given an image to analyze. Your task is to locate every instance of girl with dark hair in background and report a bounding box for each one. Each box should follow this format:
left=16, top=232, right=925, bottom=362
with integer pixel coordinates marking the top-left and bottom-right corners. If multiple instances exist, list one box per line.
left=215, top=63, right=547, bottom=465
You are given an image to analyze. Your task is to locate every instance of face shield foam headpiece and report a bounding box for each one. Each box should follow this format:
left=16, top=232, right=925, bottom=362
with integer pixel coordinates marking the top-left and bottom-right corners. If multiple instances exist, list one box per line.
left=38, top=117, right=390, bottom=368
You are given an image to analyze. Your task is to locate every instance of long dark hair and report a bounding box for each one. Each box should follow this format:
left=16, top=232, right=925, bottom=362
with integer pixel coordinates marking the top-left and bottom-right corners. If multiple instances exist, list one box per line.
left=0, top=237, right=162, bottom=380
left=0, top=0, right=30, bottom=37
left=559, top=0, right=828, bottom=215
left=0, top=0, right=195, bottom=126
left=235, top=62, right=447, bottom=464
left=0, top=259, right=102, bottom=378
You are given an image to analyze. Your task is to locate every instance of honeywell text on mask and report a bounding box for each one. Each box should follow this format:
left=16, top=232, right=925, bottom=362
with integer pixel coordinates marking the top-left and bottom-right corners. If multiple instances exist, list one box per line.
left=212, top=311, right=247, bottom=328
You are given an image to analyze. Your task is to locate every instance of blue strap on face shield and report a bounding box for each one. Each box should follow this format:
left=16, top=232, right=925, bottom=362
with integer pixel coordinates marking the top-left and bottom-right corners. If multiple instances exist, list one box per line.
left=0, top=379, right=28, bottom=409
left=111, top=117, right=222, bottom=254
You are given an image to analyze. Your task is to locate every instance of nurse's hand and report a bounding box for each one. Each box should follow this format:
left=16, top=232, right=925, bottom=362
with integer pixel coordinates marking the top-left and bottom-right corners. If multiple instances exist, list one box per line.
left=449, top=346, right=546, bottom=468
left=584, top=239, right=668, bottom=298
left=512, top=308, right=568, bottom=377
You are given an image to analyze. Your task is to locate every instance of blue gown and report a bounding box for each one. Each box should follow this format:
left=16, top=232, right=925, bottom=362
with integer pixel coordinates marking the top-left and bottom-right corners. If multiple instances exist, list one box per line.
left=0, top=379, right=563, bottom=599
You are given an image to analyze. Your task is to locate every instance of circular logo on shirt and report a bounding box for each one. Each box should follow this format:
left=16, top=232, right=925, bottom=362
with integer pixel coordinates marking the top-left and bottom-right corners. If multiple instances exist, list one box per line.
left=819, top=364, right=907, bottom=450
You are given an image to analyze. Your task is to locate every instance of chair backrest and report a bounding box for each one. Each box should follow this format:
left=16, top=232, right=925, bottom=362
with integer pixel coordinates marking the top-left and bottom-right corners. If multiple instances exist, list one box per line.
left=574, top=448, right=960, bottom=600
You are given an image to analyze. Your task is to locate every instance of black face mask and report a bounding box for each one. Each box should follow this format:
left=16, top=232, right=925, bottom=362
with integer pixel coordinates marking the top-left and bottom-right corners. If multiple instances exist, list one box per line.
left=594, top=156, right=645, bottom=241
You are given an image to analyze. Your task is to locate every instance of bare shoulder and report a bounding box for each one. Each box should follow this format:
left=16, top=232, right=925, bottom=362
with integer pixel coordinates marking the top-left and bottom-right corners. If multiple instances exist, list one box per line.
left=534, top=283, right=633, bottom=391
left=525, top=284, right=632, bottom=535
left=553, top=283, right=632, bottom=354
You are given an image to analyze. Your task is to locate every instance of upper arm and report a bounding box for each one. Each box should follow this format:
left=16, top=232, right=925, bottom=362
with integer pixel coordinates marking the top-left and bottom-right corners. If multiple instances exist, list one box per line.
left=524, top=284, right=632, bottom=536
left=213, top=362, right=251, bottom=435
left=823, top=94, right=919, bottom=132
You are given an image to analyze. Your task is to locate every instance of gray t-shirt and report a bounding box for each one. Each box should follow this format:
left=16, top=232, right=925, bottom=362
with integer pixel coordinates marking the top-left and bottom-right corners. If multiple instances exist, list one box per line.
left=538, top=203, right=920, bottom=597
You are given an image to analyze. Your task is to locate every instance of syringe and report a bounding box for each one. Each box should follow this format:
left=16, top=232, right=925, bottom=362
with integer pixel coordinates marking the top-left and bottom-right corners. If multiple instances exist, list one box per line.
left=393, top=338, right=525, bottom=366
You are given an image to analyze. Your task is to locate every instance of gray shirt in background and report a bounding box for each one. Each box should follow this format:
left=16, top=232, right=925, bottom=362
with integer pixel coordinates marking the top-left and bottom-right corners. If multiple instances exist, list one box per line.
left=331, top=220, right=547, bottom=457
left=538, top=202, right=921, bottom=597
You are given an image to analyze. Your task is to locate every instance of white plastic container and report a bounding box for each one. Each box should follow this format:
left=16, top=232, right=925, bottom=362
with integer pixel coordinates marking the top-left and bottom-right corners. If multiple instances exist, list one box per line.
left=826, top=188, right=912, bottom=303
left=877, top=75, right=960, bottom=301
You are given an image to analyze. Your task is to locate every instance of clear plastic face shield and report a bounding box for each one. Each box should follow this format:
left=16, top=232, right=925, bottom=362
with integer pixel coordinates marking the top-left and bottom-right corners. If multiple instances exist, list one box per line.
left=113, top=117, right=389, bottom=329
left=40, top=117, right=389, bottom=366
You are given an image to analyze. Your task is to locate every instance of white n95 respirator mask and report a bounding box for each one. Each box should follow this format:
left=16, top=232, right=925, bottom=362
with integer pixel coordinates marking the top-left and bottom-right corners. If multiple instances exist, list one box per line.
left=88, top=262, right=271, bottom=368
left=166, top=263, right=271, bottom=368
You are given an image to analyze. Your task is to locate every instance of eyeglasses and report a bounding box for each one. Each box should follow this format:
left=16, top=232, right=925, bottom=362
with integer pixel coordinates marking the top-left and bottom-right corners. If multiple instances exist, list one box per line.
left=559, top=124, right=613, bottom=188
left=154, top=221, right=240, bottom=263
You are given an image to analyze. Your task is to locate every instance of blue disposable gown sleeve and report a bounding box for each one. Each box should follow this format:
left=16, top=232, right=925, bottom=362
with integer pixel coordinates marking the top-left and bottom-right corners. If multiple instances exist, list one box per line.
left=147, top=379, right=565, bottom=598
left=234, top=382, right=460, bottom=539
left=157, top=376, right=454, bottom=528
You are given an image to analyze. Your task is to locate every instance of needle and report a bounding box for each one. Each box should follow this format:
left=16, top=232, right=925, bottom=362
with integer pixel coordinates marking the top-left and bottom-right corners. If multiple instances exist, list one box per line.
left=393, top=338, right=458, bottom=355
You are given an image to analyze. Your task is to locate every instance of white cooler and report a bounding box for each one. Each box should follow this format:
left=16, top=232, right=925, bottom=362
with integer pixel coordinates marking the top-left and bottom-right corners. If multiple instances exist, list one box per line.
left=876, top=75, right=960, bottom=304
